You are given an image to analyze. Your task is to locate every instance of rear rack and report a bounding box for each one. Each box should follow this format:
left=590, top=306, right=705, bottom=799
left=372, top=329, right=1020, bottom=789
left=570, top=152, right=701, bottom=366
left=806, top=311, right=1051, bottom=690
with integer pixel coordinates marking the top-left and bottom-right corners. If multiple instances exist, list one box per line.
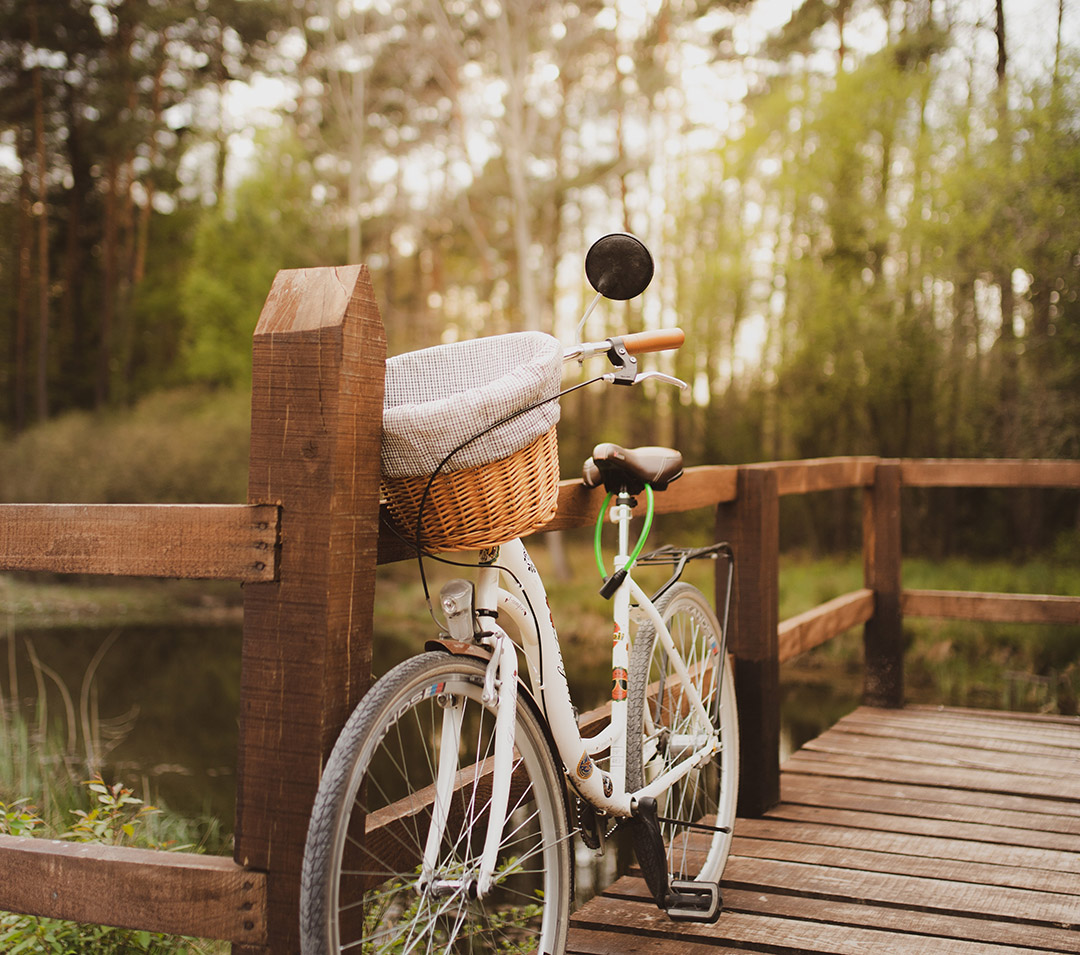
left=636, top=542, right=734, bottom=605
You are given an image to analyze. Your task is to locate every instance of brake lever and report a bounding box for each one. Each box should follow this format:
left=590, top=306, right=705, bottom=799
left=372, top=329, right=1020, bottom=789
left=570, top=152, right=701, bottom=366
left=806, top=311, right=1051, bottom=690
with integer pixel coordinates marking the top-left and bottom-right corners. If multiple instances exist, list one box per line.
left=629, top=370, right=689, bottom=390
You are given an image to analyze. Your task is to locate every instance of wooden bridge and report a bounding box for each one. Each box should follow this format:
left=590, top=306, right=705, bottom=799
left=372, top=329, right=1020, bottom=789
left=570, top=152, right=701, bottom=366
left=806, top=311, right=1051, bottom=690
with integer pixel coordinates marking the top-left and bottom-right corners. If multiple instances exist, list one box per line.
left=570, top=704, right=1080, bottom=954
left=0, top=266, right=1078, bottom=952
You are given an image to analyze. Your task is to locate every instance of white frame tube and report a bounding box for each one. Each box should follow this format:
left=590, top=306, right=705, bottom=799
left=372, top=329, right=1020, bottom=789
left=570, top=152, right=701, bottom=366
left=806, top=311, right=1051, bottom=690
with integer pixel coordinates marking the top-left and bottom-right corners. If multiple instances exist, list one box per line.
left=479, top=539, right=718, bottom=819
left=477, top=632, right=519, bottom=896
left=420, top=690, right=464, bottom=889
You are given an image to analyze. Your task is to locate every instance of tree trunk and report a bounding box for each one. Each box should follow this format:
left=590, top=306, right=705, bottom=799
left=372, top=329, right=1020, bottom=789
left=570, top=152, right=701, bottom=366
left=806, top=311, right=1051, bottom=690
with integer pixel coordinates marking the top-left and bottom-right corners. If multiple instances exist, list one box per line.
left=15, top=132, right=33, bottom=432
left=496, top=2, right=540, bottom=331
left=30, top=18, right=50, bottom=422
left=62, top=79, right=91, bottom=408
left=993, top=0, right=1018, bottom=443
left=98, top=155, right=119, bottom=408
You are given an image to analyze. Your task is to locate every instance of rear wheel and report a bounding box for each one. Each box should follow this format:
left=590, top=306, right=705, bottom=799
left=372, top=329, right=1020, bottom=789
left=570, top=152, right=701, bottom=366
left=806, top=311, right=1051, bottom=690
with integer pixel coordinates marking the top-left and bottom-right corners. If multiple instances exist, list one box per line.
left=626, top=583, right=739, bottom=886
left=300, top=652, right=573, bottom=954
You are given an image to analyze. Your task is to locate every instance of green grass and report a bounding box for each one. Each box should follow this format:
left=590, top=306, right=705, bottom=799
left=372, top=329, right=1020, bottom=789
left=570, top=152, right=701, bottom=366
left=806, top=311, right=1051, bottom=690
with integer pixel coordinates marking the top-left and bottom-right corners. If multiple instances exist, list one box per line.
left=0, top=703, right=229, bottom=954
left=0, top=386, right=250, bottom=505
left=0, top=575, right=243, bottom=631
left=777, top=551, right=1080, bottom=715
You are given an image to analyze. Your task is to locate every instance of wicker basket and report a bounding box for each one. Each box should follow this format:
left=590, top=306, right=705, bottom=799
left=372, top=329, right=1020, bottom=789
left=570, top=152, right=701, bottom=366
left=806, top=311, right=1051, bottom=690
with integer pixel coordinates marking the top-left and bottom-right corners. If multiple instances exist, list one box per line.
left=382, top=425, right=560, bottom=552
left=380, top=332, right=563, bottom=552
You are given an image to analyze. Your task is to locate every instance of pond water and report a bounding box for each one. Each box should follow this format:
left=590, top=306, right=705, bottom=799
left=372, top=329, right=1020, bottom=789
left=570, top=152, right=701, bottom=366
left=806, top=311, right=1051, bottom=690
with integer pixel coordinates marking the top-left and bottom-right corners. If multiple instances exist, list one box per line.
left=0, top=619, right=864, bottom=844
left=1, top=623, right=243, bottom=829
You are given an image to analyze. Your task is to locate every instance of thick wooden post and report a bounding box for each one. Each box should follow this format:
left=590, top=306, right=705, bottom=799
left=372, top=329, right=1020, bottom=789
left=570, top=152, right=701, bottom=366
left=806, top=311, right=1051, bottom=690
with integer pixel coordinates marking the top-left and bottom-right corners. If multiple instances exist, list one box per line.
left=716, top=466, right=780, bottom=817
left=235, top=266, right=386, bottom=953
left=863, top=460, right=904, bottom=708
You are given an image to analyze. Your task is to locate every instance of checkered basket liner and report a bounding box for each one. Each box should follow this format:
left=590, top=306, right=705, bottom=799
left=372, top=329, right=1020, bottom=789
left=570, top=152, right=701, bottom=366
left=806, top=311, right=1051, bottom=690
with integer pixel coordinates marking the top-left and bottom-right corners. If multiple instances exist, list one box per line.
left=381, top=332, right=563, bottom=550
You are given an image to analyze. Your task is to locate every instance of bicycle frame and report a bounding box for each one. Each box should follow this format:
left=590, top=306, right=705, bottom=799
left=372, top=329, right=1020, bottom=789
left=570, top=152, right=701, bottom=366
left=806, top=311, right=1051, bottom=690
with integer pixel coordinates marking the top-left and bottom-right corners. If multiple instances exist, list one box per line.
left=485, top=536, right=719, bottom=819
left=418, top=498, right=725, bottom=900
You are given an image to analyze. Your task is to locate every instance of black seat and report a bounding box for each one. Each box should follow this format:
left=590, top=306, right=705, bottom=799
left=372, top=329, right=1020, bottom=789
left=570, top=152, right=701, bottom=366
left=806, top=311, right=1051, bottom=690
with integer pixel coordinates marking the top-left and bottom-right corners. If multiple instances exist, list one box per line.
left=582, top=443, right=684, bottom=494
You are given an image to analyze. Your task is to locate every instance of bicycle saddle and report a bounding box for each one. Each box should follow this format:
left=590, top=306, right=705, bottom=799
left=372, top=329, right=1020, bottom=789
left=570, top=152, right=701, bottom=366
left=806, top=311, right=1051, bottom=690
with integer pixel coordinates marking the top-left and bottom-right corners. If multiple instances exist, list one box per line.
left=582, top=443, right=684, bottom=494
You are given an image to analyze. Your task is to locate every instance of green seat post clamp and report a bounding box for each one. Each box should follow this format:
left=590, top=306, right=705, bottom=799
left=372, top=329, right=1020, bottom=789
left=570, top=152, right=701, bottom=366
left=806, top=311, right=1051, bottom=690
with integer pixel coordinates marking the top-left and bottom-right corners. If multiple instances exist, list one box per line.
left=595, top=485, right=655, bottom=600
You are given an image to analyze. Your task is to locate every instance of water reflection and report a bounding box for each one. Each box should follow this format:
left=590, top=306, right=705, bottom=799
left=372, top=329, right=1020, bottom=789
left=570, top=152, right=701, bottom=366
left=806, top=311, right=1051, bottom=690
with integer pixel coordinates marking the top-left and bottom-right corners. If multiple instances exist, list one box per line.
left=1, top=624, right=241, bottom=831
left=0, top=621, right=861, bottom=885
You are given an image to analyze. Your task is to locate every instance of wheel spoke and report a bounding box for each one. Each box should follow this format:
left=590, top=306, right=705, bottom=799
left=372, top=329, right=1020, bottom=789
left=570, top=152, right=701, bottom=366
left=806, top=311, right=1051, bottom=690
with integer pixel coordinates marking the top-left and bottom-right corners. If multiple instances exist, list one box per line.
left=300, top=652, right=571, bottom=954
left=627, top=585, right=740, bottom=888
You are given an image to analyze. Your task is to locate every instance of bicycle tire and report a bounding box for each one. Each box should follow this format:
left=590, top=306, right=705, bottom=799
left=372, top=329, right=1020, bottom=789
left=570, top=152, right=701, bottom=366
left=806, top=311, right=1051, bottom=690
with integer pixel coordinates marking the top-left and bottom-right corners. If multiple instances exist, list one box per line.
left=625, top=583, right=739, bottom=887
left=300, top=652, right=572, bottom=954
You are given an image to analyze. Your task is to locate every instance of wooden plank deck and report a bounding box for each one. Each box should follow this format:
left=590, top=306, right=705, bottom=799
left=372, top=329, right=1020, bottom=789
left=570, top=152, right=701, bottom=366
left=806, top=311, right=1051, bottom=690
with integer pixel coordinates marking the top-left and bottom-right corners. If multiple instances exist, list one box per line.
left=569, top=705, right=1080, bottom=954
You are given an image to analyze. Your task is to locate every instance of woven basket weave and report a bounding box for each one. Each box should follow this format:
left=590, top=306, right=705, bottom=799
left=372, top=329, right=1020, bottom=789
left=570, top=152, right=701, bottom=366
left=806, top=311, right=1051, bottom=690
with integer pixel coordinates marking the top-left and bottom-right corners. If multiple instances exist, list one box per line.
left=380, top=332, right=563, bottom=552
left=382, top=426, right=560, bottom=552
left=381, top=332, right=561, bottom=479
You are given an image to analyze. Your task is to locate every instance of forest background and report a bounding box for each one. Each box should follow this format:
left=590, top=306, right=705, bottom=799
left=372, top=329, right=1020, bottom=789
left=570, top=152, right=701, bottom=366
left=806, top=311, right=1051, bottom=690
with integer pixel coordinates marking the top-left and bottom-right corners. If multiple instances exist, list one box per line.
left=2, top=0, right=1079, bottom=558
left=0, top=5, right=1078, bottom=915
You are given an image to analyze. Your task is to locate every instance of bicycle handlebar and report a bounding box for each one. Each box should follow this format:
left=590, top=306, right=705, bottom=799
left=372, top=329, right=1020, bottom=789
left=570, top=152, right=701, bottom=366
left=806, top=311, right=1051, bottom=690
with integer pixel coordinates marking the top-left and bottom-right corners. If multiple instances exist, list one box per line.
left=619, top=328, right=685, bottom=354
left=564, top=327, right=685, bottom=363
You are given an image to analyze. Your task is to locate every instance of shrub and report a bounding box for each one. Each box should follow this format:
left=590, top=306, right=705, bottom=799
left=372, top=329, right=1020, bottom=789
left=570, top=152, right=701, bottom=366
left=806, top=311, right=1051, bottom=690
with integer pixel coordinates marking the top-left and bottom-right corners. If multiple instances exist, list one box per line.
left=0, top=387, right=250, bottom=505
left=0, top=778, right=226, bottom=954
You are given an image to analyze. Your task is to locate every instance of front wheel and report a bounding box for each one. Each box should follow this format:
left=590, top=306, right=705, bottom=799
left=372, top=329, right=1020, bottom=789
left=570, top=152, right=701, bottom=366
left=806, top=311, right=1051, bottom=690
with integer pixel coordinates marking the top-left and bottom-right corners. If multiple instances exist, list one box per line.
left=300, top=652, right=573, bottom=954
left=626, top=583, right=739, bottom=887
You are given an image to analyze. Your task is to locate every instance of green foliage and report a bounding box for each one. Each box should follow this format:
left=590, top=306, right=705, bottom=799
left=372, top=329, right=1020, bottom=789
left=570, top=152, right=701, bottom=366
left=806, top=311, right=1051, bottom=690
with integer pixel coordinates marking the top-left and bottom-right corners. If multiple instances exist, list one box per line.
left=0, top=0, right=289, bottom=423
left=0, top=386, right=250, bottom=504
left=64, top=779, right=161, bottom=847
left=179, top=130, right=345, bottom=388
left=778, top=552, right=1080, bottom=716
left=683, top=24, right=1080, bottom=478
left=0, top=799, right=45, bottom=838
left=362, top=862, right=543, bottom=955
left=0, top=661, right=231, bottom=950
left=0, top=778, right=225, bottom=954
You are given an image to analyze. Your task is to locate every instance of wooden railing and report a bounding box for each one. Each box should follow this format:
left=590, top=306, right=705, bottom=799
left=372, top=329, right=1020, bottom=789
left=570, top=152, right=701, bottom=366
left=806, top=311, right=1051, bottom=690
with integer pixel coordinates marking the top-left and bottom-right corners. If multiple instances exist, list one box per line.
left=1, top=265, right=1078, bottom=952
left=0, top=266, right=387, bottom=954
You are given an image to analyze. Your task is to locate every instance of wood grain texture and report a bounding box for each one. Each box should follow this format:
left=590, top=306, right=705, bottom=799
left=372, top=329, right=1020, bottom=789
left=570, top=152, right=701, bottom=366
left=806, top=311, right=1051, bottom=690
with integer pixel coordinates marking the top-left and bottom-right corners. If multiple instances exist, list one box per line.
left=0, top=836, right=265, bottom=944
left=778, top=589, right=874, bottom=663
left=0, top=503, right=279, bottom=580
left=717, top=467, right=780, bottom=816
left=570, top=706, right=1080, bottom=954
left=903, top=589, right=1080, bottom=624
left=755, top=457, right=879, bottom=496
left=900, top=458, right=1080, bottom=487
left=862, top=462, right=903, bottom=708
left=236, top=265, right=386, bottom=954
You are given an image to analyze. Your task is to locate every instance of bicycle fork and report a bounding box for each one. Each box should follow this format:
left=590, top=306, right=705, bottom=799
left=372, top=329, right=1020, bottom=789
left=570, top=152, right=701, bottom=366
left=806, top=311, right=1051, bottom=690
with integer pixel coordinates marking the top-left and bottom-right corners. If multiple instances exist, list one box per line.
left=419, top=627, right=519, bottom=901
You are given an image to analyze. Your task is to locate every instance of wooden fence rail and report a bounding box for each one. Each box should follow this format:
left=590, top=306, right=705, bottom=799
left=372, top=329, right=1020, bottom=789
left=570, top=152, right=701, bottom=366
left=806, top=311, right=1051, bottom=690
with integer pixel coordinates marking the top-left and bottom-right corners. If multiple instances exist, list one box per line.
left=0, top=503, right=280, bottom=580
left=0, top=265, right=1077, bottom=951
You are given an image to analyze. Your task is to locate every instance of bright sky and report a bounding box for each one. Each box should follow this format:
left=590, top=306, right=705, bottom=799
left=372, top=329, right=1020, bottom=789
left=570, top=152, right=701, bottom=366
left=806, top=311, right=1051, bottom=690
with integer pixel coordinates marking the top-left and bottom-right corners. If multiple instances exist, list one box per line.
left=2, top=0, right=1071, bottom=178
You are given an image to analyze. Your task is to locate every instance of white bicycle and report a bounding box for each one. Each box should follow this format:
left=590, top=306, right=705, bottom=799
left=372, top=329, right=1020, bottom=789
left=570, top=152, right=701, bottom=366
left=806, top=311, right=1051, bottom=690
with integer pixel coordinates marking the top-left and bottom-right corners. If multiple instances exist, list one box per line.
left=300, top=234, right=740, bottom=954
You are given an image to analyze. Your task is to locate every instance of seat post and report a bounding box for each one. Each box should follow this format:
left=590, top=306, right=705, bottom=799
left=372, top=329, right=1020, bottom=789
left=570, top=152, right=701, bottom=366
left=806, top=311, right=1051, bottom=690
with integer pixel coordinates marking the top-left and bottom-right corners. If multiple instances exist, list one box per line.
left=613, top=489, right=634, bottom=567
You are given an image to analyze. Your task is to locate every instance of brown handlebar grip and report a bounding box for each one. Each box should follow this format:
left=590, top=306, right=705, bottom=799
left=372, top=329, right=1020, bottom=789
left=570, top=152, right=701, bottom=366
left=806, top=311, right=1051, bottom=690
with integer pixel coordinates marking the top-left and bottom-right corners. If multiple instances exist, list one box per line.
left=619, top=328, right=685, bottom=354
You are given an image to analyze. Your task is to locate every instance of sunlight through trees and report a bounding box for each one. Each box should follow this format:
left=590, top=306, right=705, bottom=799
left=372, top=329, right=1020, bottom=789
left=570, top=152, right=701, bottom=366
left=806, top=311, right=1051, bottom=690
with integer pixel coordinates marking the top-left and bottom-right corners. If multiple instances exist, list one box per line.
left=2, top=0, right=1079, bottom=476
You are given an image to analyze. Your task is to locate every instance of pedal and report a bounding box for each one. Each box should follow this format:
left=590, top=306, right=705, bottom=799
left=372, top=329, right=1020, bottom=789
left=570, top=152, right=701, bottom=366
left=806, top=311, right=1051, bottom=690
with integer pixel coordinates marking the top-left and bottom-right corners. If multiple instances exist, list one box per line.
left=633, top=797, right=724, bottom=923
left=665, top=879, right=722, bottom=923
left=629, top=796, right=670, bottom=908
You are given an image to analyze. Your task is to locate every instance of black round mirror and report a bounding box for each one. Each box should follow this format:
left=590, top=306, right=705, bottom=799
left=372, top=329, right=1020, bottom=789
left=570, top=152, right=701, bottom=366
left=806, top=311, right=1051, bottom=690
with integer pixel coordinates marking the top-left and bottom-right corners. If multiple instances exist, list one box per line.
left=585, top=233, right=654, bottom=301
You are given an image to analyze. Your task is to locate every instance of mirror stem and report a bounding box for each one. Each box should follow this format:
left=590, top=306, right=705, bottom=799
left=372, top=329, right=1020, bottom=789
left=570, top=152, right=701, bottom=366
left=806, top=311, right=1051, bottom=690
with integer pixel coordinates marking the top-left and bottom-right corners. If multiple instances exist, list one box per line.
left=575, top=291, right=604, bottom=347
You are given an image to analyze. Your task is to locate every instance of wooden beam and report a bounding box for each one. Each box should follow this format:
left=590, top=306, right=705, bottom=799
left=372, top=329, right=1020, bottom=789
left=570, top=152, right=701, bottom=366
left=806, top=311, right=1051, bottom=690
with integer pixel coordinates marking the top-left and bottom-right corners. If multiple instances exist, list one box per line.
left=718, top=467, right=780, bottom=816
left=237, top=265, right=386, bottom=955
left=752, top=457, right=879, bottom=496
left=0, top=504, right=279, bottom=581
left=900, top=459, right=1080, bottom=488
left=0, top=836, right=265, bottom=944
left=903, top=590, right=1080, bottom=625
left=778, top=589, right=875, bottom=663
left=863, top=462, right=903, bottom=708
